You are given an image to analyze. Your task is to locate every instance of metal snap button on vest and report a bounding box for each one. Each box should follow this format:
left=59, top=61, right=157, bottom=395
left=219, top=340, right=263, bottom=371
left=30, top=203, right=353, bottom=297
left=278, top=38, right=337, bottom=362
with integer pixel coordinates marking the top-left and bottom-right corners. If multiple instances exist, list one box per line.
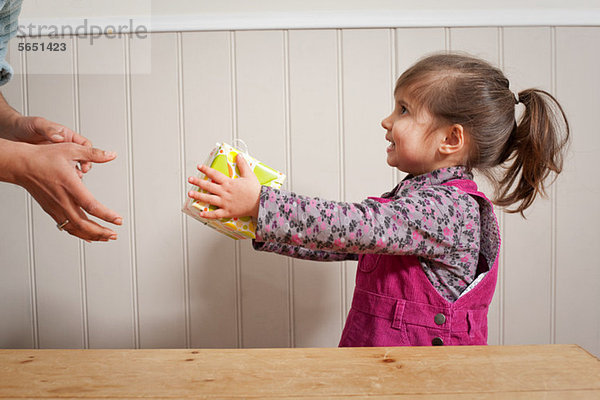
left=434, top=313, right=446, bottom=325
left=432, top=337, right=444, bottom=346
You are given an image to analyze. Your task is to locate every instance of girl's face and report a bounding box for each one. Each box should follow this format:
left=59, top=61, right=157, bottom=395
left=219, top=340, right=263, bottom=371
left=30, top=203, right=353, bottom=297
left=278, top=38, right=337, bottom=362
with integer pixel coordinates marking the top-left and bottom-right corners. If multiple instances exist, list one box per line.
left=381, top=90, right=448, bottom=176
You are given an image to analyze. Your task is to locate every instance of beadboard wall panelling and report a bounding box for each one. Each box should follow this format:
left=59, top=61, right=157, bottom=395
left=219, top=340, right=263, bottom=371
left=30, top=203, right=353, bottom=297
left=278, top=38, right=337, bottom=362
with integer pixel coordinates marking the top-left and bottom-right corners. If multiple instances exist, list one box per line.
left=341, top=29, right=394, bottom=315
left=447, top=27, right=503, bottom=346
left=181, top=31, right=238, bottom=349
left=76, top=36, right=136, bottom=349
left=129, top=33, right=187, bottom=348
left=395, top=28, right=446, bottom=77
left=0, top=38, right=33, bottom=349
left=234, top=30, right=291, bottom=348
left=1, top=27, right=599, bottom=357
left=288, top=30, right=343, bottom=348
left=25, top=36, right=85, bottom=349
left=0, top=181, right=32, bottom=347
left=502, top=27, right=554, bottom=346
left=555, top=27, right=600, bottom=357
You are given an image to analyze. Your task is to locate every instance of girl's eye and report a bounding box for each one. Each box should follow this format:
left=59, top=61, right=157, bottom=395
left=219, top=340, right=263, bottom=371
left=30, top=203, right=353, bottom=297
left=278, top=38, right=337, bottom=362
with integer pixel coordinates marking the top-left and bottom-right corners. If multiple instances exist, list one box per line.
left=399, top=105, right=408, bottom=115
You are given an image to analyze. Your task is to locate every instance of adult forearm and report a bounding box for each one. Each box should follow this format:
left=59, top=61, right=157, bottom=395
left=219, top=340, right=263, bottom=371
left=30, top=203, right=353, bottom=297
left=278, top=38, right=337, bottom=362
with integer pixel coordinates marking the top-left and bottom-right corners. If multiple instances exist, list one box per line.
left=0, top=92, right=21, bottom=140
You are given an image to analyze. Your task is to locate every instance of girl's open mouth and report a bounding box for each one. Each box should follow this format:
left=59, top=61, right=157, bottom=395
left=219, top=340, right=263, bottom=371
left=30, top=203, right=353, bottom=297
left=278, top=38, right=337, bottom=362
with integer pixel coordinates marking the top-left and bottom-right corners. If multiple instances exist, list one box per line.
left=386, top=139, right=395, bottom=152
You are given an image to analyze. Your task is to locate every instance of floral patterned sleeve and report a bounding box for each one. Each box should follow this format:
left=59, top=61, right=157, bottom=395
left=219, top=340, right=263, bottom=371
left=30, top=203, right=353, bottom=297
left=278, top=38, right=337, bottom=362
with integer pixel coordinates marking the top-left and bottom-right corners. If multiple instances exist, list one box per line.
left=252, top=240, right=359, bottom=262
left=252, top=183, right=480, bottom=266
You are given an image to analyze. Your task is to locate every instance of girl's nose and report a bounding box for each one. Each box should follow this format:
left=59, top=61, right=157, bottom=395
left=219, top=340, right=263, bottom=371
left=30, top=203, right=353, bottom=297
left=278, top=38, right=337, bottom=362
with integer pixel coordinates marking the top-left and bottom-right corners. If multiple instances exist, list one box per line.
left=381, top=114, right=392, bottom=131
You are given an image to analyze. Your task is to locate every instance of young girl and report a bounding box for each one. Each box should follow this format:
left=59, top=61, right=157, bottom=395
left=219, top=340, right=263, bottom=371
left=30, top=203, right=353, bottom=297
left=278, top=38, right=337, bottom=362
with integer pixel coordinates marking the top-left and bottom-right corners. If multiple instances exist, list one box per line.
left=187, top=53, right=569, bottom=347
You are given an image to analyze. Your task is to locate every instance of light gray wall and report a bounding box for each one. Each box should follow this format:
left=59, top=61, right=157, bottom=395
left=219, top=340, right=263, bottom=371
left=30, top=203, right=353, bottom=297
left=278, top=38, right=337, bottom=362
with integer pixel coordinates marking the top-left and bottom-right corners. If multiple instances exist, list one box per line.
left=1, top=11, right=598, bottom=356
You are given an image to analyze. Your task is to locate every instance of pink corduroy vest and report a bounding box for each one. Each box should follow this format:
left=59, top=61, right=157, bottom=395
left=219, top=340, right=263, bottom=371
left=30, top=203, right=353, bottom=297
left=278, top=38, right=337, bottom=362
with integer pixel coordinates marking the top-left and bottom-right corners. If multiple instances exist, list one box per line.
left=339, top=179, right=500, bottom=347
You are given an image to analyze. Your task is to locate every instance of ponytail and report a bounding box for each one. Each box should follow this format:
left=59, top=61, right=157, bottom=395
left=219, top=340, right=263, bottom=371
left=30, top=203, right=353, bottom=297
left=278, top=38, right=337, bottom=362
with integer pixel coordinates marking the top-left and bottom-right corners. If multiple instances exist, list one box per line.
left=494, top=89, right=570, bottom=216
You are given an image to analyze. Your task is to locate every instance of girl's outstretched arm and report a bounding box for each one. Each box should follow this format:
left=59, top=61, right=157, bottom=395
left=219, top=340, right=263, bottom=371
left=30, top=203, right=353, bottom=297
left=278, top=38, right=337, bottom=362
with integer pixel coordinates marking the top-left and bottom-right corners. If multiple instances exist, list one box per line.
left=188, top=160, right=477, bottom=273
left=253, top=178, right=478, bottom=265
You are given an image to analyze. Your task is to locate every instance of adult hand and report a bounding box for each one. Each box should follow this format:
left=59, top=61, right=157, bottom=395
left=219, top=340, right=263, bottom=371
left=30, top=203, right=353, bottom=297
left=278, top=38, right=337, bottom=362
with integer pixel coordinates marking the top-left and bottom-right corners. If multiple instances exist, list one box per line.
left=9, top=115, right=94, bottom=176
left=8, top=140, right=123, bottom=242
left=187, top=154, right=261, bottom=220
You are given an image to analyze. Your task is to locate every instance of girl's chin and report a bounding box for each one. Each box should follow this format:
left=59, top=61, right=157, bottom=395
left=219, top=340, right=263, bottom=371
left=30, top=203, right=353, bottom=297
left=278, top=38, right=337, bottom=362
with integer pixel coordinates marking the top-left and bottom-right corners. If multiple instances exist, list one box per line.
left=386, top=157, right=410, bottom=173
left=386, top=156, right=398, bottom=168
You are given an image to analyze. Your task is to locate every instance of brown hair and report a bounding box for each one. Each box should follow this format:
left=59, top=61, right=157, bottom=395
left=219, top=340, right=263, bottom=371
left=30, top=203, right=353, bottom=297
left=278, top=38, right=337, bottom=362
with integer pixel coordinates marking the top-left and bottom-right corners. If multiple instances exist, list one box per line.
left=396, top=52, right=570, bottom=216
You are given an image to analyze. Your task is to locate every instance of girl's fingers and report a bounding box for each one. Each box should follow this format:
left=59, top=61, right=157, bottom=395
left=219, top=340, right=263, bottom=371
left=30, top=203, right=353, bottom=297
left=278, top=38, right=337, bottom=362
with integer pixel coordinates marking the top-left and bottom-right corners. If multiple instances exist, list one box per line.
left=188, top=190, right=223, bottom=208
left=197, top=164, right=229, bottom=184
left=188, top=176, right=199, bottom=185
left=236, top=154, right=252, bottom=177
left=188, top=176, right=223, bottom=195
left=199, top=208, right=229, bottom=220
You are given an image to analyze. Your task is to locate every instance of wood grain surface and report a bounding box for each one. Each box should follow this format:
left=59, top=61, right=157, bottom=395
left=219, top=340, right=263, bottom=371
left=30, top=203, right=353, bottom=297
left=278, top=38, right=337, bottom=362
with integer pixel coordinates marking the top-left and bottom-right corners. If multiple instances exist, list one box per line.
left=1, top=344, right=599, bottom=399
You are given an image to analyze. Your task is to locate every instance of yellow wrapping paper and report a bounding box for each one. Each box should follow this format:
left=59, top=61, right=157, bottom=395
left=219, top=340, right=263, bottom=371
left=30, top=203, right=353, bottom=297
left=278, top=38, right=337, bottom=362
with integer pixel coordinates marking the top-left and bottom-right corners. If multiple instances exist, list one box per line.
left=182, top=142, right=286, bottom=240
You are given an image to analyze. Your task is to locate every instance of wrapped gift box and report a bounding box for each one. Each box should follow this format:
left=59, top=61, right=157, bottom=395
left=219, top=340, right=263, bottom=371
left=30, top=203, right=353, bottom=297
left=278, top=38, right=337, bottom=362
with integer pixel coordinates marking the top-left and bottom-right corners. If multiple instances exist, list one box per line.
left=183, top=142, right=286, bottom=239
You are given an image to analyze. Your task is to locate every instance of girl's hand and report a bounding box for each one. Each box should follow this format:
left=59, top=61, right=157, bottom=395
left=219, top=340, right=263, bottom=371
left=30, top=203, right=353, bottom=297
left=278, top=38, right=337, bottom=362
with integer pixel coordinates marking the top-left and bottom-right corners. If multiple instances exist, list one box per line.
left=187, top=154, right=261, bottom=220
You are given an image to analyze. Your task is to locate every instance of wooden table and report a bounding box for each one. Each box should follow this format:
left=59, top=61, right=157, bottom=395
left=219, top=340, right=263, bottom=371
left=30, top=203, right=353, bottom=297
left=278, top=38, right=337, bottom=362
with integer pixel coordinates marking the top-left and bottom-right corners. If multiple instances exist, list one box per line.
left=1, top=344, right=599, bottom=399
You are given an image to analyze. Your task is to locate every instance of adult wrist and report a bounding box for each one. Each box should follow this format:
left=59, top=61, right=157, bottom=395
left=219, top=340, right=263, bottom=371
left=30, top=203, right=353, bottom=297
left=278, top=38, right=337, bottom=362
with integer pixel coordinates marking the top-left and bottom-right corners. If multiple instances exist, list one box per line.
left=0, top=138, right=33, bottom=184
left=0, top=109, right=23, bottom=141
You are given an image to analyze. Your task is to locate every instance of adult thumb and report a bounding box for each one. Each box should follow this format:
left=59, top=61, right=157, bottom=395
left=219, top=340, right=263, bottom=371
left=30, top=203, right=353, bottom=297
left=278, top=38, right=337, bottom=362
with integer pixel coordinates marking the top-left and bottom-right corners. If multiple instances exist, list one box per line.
left=30, top=117, right=66, bottom=142
left=77, top=146, right=117, bottom=164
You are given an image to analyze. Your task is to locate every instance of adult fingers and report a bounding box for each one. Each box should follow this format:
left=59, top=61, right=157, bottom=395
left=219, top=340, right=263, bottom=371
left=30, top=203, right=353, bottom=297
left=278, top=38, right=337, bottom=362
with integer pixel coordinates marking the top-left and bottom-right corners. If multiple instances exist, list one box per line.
left=61, top=127, right=93, bottom=173
left=31, top=118, right=94, bottom=173
left=20, top=143, right=120, bottom=241
left=64, top=173, right=123, bottom=225
left=80, top=162, right=92, bottom=174
left=60, top=202, right=118, bottom=242
left=60, top=126, right=92, bottom=148
left=72, top=145, right=117, bottom=164
left=31, top=118, right=90, bottom=147
left=32, top=186, right=117, bottom=242
left=29, top=117, right=68, bottom=143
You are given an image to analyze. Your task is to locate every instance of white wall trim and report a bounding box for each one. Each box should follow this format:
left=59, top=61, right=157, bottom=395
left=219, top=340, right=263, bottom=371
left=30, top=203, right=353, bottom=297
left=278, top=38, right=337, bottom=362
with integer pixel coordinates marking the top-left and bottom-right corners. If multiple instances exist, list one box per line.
left=17, top=9, right=600, bottom=37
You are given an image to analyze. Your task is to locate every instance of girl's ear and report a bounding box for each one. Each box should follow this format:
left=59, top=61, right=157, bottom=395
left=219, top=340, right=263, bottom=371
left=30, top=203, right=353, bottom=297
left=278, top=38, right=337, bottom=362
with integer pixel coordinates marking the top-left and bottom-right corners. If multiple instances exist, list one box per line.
left=439, top=124, right=465, bottom=155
